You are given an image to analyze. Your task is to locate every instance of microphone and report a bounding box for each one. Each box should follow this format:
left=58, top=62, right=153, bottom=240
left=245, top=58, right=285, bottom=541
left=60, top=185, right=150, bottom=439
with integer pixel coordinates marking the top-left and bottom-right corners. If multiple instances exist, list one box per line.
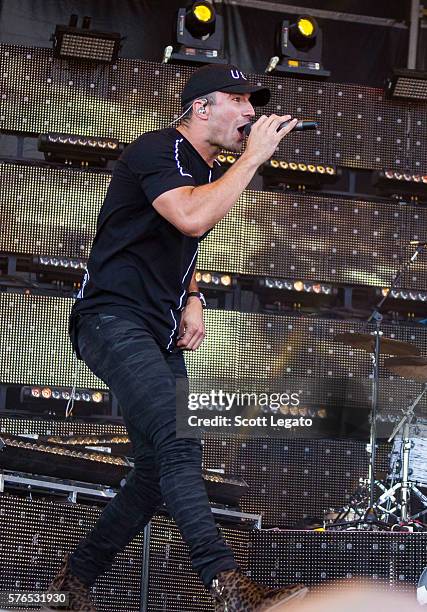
left=409, top=240, right=427, bottom=246
left=243, top=120, right=317, bottom=136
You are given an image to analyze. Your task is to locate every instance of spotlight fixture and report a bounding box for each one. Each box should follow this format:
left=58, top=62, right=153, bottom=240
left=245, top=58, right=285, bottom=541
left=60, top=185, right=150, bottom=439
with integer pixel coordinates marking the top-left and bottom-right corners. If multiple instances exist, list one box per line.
left=373, top=169, right=427, bottom=199
left=378, top=288, right=427, bottom=303
left=261, top=158, right=339, bottom=189
left=216, top=153, right=238, bottom=166
left=266, top=16, right=330, bottom=78
left=385, top=68, right=427, bottom=101
left=38, top=133, right=124, bottom=167
left=195, top=270, right=232, bottom=287
left=21, top=385, right=109, bottom=405
left=52, top=15, right=122, bottom=63
left=164, top=1, right=226, bottom=65
left=37, top=256, right=87, bottom=271
left=262, top=277, right=333, bottom=295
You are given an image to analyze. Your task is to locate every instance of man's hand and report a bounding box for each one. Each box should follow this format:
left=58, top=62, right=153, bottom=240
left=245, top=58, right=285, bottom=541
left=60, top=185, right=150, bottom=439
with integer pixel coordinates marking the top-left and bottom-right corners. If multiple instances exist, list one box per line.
left=243, top=114, right=298, bottom=167
left=177, top=298, right=206, bottom=350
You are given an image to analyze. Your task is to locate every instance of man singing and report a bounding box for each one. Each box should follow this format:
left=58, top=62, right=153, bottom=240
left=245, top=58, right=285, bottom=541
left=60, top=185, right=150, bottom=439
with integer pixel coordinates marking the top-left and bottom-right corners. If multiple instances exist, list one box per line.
left=48, top=64, right=306, bottom=611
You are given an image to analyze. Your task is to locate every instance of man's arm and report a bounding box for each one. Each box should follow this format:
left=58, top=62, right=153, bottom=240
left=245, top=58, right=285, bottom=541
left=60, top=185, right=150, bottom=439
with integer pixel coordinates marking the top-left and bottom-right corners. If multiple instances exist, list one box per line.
left=177, top=269, right=205, bottom=351
left=187, top=269, right=199, bottom=294
left=153, top=114, right=297, bottom=237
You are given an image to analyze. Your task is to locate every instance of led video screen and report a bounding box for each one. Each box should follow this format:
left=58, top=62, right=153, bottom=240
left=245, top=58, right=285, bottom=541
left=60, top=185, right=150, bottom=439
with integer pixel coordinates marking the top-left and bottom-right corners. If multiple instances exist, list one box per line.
left=1, top=293, right=426, bottom=422
left=2, top=161, right=427, bottom=290
left=1, top=44, right=426, bottom=172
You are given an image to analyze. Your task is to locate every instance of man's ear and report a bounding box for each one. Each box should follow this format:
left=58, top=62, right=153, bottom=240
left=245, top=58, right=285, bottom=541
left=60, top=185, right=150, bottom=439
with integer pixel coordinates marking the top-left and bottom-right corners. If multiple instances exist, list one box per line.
left=194, top=98, right=208, bottom=116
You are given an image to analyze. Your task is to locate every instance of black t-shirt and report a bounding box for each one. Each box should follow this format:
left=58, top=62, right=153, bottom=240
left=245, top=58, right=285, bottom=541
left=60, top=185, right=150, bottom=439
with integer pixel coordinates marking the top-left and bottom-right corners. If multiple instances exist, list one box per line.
left=70, top=127, right=222, bottom=353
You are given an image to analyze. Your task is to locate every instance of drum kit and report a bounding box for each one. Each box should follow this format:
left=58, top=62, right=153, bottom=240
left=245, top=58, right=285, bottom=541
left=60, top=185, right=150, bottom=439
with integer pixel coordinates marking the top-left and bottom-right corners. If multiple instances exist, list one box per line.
left=325, top=330, right=427, bottom=529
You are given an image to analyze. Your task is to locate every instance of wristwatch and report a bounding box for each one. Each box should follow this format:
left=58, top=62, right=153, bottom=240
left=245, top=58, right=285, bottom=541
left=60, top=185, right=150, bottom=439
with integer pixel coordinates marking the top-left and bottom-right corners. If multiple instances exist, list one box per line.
left=186, top=291, right=207, bottom=308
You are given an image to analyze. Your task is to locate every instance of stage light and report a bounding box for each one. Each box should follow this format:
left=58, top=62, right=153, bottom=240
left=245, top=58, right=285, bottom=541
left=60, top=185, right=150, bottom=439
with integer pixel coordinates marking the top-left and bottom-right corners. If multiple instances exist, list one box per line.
left=290, top=16, right=317, bottom=48
left=380, top=288, right=427, bottom=303
left=38, top=133, right=124, bottom=167
left=21, top=385, right=109, bottom=405
left=265, top=15, right=330, bottom=79
left=374, top=170, right=427, bottom=199
left=385, top=68, right=427, bottom=101
left=262, top=278, right=334, bottom=296
left=38, top=256, right=87, bottom=271
left=41, top=387, right=52, bottom=399
left=52, top=15, right=122, bottom=63
left=194, top=3, right=212, bottom=20
left=165, top=1, right=225, bottom=65
left=187, top=2, right=215, bottom=37
left=215, top=154, right=238, bottom=169
left=261, top=159, right=339, bottom=189
left=195, top=270, right=232, bottom=288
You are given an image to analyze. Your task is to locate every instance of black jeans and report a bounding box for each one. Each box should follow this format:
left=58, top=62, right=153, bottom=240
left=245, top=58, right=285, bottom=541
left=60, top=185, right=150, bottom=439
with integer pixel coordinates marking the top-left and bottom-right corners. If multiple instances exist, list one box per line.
left=69, top=313, right=236, bottom=587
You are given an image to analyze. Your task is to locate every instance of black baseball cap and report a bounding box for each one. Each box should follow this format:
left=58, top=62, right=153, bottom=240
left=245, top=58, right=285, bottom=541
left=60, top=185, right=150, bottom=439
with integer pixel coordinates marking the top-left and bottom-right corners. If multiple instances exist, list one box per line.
left=181, top=63, right=270, bottom=107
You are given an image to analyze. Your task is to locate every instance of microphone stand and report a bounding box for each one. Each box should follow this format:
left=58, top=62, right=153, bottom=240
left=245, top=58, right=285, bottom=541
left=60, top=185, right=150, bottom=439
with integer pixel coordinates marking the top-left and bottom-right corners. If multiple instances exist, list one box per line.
left=359, top=244, right=425, bottom=526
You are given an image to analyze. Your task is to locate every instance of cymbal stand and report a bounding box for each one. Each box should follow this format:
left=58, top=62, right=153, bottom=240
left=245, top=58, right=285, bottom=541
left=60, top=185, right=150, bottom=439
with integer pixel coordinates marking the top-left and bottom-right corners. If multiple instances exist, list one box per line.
left=359, top=244, right=425, bottom=525
left=376, top=383, right=427, bottom=522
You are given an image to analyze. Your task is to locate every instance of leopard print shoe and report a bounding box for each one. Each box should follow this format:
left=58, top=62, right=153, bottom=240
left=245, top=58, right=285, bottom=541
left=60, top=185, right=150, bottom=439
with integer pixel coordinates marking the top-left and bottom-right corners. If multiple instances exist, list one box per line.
left=43, top=554, right=96, bottom=611
left=210, top=568, right=308, bottom=611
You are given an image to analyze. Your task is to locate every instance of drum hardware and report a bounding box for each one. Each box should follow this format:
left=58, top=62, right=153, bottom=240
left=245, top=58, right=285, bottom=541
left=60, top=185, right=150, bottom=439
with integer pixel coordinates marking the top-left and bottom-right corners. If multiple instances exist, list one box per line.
left=323, top=486, right=367, bottom=530
left=323, top=478, right=393, bottom=531
left=383, top=356, right=427, bottom=383
left=377, top=360, right=427, bottom=523
left=334, top=333, right=419, bottom=357
left=335, top=244, right=425, bottom=529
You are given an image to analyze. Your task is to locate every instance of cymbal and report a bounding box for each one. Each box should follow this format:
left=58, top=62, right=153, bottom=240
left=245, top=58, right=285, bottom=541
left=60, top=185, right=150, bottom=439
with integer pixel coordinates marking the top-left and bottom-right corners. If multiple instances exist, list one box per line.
left=384, top=356, right=427, bottom=382
left=334, top=332, right=420, bottom=357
